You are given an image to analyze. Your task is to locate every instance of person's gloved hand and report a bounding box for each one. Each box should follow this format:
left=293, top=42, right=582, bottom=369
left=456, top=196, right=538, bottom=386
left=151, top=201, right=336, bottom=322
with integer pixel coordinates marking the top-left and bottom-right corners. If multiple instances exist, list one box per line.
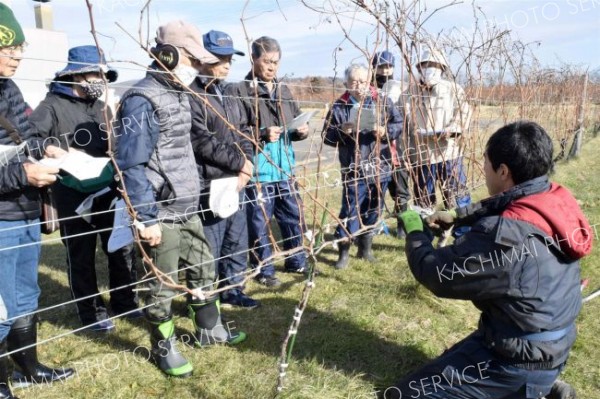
left=425, top=210, right=457, bottom=235
left=399, top=210, right=424, bottom=234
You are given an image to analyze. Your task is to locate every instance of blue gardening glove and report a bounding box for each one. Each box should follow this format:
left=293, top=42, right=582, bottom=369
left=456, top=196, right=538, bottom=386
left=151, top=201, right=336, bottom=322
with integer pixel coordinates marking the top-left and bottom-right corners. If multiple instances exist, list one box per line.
left=399, top=210, right=424, bottom=234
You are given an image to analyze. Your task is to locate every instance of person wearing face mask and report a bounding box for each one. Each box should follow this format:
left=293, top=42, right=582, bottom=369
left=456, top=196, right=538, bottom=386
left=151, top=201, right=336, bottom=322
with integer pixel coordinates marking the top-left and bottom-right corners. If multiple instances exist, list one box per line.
left=115, top=21, right=247, bottom=378
left=29, top=45, right=142, bottom=334
left=323, top=63, right=402, bottom=269
left=404, top=47, right=472, bottom=240
left=372, top=51, right=411, bottom=239
left=189, top=31, right=259, bottom=309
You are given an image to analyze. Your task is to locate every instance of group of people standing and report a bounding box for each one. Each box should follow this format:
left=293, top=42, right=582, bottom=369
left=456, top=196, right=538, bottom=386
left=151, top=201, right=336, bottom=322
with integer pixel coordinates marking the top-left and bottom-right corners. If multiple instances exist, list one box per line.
left=0, top=5, right=317, bottom=392
left=0, top=3, right=591, bottom=398
left=324, top=46, right=473, bottom=269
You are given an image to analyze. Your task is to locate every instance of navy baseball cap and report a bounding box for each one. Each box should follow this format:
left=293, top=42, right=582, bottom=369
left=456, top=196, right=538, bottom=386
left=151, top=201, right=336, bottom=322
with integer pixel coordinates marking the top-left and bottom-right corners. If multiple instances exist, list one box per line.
left=373, top=50, right=395, bottom=67
left=203, top=30, right=245, bottom=58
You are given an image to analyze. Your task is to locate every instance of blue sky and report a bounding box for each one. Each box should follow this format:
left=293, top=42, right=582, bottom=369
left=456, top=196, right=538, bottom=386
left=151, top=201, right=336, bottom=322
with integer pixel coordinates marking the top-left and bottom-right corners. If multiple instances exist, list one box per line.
left=8, top=0, right=600, bottom=82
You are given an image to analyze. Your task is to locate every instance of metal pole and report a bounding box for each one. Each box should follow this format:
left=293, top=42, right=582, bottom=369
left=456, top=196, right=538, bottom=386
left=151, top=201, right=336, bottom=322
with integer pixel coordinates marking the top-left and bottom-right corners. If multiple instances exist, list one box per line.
left=568, top=73, right=589, bottom=159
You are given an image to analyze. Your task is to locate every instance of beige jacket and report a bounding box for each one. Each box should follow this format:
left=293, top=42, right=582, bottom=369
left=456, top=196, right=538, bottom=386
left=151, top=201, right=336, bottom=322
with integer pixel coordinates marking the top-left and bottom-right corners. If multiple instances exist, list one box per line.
left=403, top=79, right=471, bottom=165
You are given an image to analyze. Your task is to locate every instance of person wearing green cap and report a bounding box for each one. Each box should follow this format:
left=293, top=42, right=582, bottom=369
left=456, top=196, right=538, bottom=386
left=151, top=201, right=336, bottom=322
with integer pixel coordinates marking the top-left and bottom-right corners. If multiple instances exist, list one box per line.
left=0, top=4, right=74, bottom=398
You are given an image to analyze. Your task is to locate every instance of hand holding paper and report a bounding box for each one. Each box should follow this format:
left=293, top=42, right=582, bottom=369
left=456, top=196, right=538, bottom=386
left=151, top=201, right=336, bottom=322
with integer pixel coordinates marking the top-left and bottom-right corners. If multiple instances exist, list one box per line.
left=38, top=149, right=110, bottom=181
left=23, top=163, right=60, bottom=187
left=265, top=126, right=283, bottom=143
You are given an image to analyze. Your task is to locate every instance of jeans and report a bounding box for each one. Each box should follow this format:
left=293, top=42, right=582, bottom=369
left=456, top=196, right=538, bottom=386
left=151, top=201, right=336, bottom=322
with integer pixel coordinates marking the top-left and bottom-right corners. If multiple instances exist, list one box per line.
left=384, top=332, right=562, bottom=399
left=202, top=192, right=249, bottom=297
left=246, top=180, right=307, bottom=277
left=0, top=219, right=41, bottom=341
left=335, top=178, right=390, bottom=239
left=413, top=157, right=471, bottom=210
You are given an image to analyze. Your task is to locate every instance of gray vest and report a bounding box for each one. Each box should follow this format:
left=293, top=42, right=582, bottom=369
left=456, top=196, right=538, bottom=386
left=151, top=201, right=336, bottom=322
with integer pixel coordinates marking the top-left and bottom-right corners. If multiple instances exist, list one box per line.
left=121, top=73, right=200, bottom=222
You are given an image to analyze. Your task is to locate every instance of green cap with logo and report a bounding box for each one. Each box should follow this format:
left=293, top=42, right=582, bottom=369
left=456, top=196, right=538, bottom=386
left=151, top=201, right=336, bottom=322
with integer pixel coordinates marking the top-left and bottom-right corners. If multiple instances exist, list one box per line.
left=0, top=3, right=25, bottom=47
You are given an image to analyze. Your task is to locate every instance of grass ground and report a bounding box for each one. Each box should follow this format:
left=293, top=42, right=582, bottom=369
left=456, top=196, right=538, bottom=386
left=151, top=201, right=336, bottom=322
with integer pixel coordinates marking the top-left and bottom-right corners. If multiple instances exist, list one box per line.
left=22, top=133, right=600, bottom=399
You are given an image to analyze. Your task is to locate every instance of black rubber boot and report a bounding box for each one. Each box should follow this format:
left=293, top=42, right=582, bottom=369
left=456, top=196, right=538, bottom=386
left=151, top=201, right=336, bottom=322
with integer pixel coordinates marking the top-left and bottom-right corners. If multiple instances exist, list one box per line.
left=546, top=379, right=577, bottom=399
left=188, top=297, right=247, bottom=347
left=396, top=217, right=407, bottom=239
left=356, top=235, right=376, bottom=262
left=334, top=242, right=351, bottom=269
left=149, top=317, right=193, bottom=378
left=7, top=315, right=74, bottom=388
left=1, top=340, right=18, bottom=399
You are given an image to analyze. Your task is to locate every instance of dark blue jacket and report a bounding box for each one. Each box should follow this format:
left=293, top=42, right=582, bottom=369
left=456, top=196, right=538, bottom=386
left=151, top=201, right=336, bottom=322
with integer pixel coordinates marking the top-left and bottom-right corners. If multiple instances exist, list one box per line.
left=190, top=76, right=253, bottom=187
left=0, top=79, right=45, bottom=221
left=323, top=89, right=402, bottom=182
left=114, top=95, right=158, bottom=224
left=405, top=176, right=592, bottom=368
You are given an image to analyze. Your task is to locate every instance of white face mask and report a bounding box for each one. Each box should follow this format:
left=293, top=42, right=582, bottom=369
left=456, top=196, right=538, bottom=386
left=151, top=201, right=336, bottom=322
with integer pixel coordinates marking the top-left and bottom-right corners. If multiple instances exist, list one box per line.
left=172, top=63, right=198, bottom=86
left=421, top=67, right=442, bottom=86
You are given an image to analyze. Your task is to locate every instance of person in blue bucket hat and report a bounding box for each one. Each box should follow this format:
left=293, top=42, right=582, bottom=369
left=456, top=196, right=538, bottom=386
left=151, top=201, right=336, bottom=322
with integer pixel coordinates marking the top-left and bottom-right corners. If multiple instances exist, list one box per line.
left=55, top=45, right=118, bottom=83
left=29, top=45, right=142, bottom=335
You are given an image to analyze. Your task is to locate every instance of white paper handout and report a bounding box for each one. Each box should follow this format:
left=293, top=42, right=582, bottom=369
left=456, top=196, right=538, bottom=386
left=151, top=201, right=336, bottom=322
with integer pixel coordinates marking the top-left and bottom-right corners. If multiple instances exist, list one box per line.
left=209, top=177, right=239, bottom=219
left=286, top=110, right=318, bottom=131
left=107, top=198, right=135, bottom=253
left=348, top=105, right=377, bottom=132
left=39, top=151, right=110, bottom=181
left=0, top=141, right=27, bottom=164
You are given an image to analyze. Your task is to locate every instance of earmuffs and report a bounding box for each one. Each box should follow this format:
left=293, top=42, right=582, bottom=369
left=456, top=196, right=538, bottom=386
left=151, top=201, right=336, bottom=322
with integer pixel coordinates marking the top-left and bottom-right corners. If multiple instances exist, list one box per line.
left=150, top=43, right=180, bottom=70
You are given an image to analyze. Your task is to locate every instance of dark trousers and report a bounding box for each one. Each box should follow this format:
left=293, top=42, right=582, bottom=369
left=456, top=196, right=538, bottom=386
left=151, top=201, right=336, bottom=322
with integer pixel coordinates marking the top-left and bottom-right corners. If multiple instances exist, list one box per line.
left=246, top=180, right=307, bottom=277
left=387, top=166, right=410, bottom=214
left=335, top=177, right=389, bottom=238
left=384, top=332, right=562, bottom=399
left=59, top=192, right=138, bottom=325
left=202, top=193, right=249, bottom=298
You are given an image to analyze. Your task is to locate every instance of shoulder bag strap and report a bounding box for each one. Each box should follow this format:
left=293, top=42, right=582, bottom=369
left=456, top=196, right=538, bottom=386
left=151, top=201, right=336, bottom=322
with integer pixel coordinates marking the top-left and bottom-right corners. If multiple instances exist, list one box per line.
left=0, top=114, right=23, bottom=144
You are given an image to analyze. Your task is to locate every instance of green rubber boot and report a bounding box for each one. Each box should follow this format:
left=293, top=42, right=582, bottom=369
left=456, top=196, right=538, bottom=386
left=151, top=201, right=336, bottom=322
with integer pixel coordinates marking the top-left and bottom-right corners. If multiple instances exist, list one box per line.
left=149, top=319, right=193, bottom=378
left=188, top=298, right=247, bottom=347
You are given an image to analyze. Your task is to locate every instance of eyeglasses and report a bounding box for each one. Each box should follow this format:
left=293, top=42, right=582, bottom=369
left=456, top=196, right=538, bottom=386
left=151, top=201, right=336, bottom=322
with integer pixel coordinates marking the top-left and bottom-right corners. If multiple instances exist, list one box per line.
left=0, top=43, right=27, bottom=56
left=348, top=79, right=368, bottom=87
